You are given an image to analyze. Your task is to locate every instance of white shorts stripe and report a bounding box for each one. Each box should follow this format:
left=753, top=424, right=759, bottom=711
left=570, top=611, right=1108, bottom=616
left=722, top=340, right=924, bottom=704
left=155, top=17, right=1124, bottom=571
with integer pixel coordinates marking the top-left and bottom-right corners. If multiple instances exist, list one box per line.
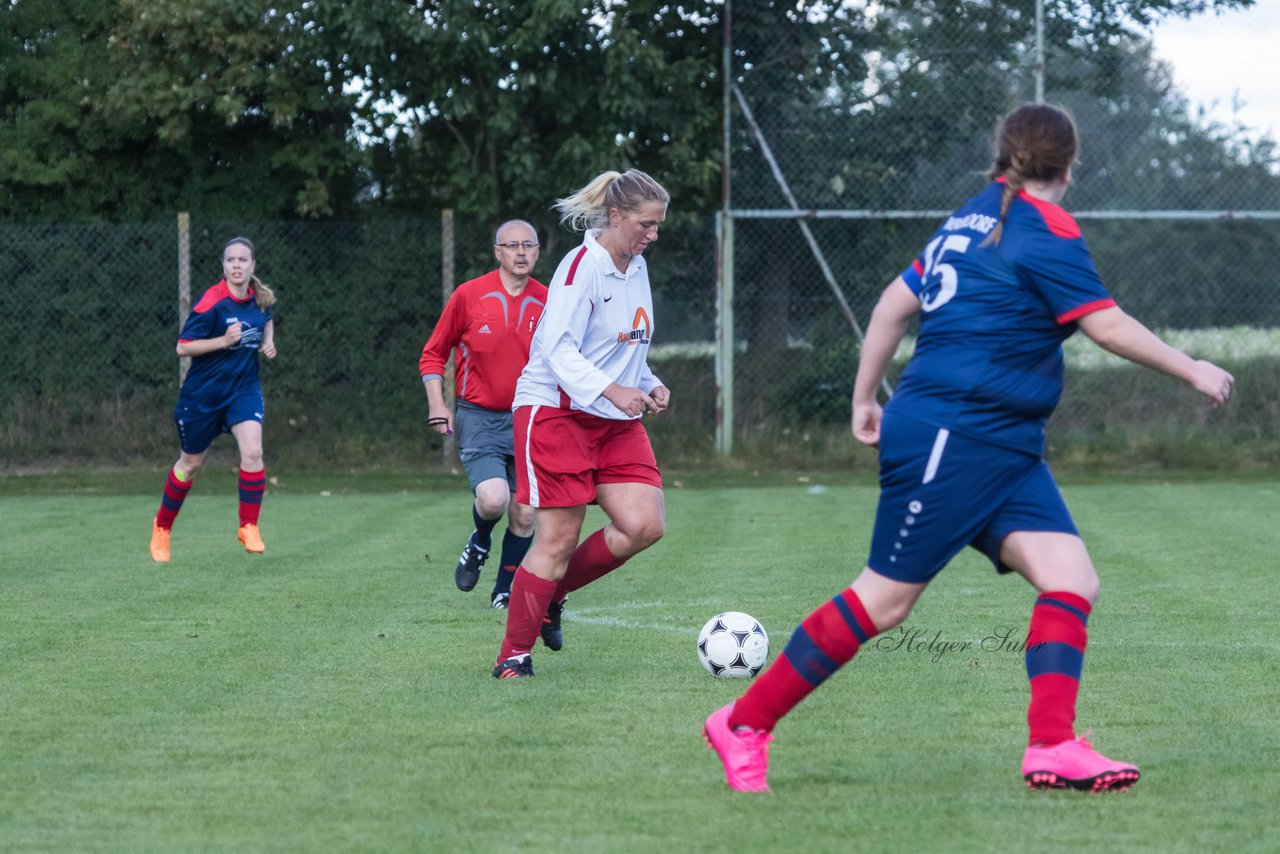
left=525, top=405, right=540, bottom=507
left=922, top=427, right=950, bottom=485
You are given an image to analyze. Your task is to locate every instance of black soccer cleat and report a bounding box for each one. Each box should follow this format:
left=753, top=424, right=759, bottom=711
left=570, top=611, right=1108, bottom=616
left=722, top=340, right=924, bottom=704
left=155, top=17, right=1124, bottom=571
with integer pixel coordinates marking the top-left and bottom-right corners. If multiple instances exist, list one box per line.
left=490, top=592, right=510, bottom=610
left=540, top=597, right=566, bottom=652
left=454, top=535, right=489, bottom=592
left=492, top=655, right=535, bottom=678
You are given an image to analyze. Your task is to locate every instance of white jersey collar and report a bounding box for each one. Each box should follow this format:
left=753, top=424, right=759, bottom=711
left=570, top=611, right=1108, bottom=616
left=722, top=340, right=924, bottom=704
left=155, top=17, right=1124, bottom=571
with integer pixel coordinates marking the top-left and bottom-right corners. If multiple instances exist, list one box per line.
left=585, top=229, right=645, bottom=280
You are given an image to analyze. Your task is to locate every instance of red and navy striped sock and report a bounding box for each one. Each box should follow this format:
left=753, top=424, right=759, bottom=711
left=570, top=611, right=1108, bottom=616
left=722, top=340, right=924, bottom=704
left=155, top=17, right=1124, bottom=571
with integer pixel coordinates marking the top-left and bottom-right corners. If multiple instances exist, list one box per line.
left=154, top=468, right=193, bottom=530
left=1025, top=591, right=1091, bottom=746
left=553, top=528, right=625, bottom=600
left=730, top=588, right=879, bottom=733
left=238, top=468, right=266, bottom=527
left=498, top=567, right=558, bottom=661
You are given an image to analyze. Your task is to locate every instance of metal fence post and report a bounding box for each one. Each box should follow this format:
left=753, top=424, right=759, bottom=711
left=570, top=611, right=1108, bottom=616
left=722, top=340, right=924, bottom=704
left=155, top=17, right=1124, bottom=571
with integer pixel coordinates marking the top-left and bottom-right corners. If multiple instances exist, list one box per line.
left=177, top=212, right=191, bottom=384
left=715, top=210, right=735, bottom=456
left=716, top=2, right=734, bottom=457
left=441, top=209, right=457, bottom=468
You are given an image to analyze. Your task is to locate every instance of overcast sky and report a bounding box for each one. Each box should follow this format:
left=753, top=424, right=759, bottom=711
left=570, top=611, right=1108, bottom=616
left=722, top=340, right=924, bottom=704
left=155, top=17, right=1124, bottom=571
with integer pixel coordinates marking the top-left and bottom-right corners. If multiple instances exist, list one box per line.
left=1148, top=2, right=1277, bottom=141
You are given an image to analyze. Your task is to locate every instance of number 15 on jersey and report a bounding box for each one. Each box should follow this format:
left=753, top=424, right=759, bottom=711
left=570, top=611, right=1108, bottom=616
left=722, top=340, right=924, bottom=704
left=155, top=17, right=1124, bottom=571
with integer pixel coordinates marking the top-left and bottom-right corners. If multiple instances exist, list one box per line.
left=919, top=234, right=971, bottom=313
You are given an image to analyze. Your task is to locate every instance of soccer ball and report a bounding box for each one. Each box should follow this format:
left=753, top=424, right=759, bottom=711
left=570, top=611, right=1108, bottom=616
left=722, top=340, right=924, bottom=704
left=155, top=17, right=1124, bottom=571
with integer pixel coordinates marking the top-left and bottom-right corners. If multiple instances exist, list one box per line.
left=697, top=611, right=769, bottom=678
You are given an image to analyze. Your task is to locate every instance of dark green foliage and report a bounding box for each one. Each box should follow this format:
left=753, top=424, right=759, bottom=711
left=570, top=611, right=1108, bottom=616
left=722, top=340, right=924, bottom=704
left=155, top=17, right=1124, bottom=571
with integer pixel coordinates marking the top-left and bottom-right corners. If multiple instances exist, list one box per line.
left=4, top=1, right=1264, bottom=223
left=3, top=0, right=1276, bottom=474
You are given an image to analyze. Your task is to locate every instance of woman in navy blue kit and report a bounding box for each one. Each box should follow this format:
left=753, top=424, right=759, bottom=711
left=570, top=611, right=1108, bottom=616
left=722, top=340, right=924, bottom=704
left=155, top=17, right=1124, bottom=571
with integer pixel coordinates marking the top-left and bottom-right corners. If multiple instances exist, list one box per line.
left=704, top=103, right=1235, bottom=794
left=149, top=237, right=277, bottom=563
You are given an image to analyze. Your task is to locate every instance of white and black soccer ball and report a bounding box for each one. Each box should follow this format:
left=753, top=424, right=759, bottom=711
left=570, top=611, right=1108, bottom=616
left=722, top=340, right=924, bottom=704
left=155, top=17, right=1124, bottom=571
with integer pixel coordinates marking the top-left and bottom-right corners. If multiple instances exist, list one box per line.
left=697, top=611, right=769, bottom=678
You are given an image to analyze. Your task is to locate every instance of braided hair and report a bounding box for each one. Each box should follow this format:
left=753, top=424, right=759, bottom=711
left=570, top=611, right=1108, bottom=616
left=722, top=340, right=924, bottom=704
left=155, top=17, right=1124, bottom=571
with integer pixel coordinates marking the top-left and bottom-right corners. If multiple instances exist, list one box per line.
left=982, top=104, right=1078, bottom=247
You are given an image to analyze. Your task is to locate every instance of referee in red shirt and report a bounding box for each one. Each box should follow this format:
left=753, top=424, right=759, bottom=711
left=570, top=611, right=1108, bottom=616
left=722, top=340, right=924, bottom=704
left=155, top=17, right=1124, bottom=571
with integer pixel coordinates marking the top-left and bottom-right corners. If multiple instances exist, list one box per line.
left=419, top=220, right=549, bottom=608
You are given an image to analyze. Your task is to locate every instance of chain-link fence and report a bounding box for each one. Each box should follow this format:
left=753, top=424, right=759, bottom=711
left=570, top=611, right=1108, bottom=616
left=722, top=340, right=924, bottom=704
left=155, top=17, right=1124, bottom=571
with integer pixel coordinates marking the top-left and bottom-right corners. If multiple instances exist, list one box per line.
left=2, top=4, right=1278, bottom=473
left=718, top=1, right=1280, bottom=469
left=0, top=214, right=717, bottom=470
left=2, top=218, right=453, bottom=469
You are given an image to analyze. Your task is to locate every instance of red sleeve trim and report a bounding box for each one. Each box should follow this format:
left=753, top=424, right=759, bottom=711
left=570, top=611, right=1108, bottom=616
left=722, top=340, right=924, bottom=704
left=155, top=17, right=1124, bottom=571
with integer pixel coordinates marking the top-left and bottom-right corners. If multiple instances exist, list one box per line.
left=911, top=258, right=924, bottom=275
left=1017, top=192, right=1082, bottom=239
left=192, top=281, right=231, bottom=313
left=1058, top=298, right=1116, bottom=325
left=564, top=246, right=590, bottom=286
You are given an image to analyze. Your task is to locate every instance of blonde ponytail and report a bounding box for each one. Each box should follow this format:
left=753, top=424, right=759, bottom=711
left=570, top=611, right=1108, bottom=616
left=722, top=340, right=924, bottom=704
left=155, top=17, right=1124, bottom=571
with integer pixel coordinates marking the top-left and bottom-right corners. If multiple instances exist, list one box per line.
left=252, top=275, right=276, bottom=310
left=554, top=169, right=670, bottom=232
left=555, top=171, right=622, bottom=231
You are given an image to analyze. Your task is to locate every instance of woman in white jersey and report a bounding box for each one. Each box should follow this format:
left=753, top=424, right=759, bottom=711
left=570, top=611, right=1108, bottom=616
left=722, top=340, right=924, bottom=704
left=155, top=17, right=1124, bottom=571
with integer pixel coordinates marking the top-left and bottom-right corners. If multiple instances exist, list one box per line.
left=492, top=169, right=671, bottom=678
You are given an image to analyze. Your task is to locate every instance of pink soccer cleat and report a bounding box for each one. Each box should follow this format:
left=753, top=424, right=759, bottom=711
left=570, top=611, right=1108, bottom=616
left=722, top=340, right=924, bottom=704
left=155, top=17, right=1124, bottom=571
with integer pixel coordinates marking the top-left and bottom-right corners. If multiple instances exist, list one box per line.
left=1022, top=732, right=1141, bottom=792
left=703, top=704, right=773, bottom=793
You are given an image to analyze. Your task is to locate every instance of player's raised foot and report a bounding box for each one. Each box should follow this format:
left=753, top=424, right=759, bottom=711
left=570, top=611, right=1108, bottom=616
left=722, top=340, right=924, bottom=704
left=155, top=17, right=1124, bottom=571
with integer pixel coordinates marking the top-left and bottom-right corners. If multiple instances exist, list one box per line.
left=492, top=654, right=534, bottom=678
left=237, top=523, right=265, bottom=554
left=149, top=522, right=171, bottom=563
left=541, top=596, right=566, bottom=651
left=454, top=534, right=489, bottom=592
left=491, top=592, right=510, bottom=610
left=1022, top=732, right=1140, bottom=792
left=703, top=703, right=773, bottom=793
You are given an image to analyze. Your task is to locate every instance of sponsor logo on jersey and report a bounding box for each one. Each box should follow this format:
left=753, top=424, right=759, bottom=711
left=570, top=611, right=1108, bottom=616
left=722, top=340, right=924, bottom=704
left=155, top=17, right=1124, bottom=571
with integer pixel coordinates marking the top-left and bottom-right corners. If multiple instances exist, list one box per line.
left=478, top=324, right=492, bottom=334
left=616, top=307, right=651, bottom=345
left=226, top=320, right=264, bottom=350
left=942, top=213, right=998, bottom=234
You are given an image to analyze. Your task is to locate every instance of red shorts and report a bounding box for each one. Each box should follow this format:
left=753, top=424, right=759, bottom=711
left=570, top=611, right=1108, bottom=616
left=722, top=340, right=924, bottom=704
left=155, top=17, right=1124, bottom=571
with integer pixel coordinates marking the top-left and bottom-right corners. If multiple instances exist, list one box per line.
left=514, top=405, right=662, bottom=508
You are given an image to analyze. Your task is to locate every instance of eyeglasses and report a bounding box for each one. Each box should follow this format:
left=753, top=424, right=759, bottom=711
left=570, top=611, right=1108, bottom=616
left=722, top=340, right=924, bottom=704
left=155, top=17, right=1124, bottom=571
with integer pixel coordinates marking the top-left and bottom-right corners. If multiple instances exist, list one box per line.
left=496, top=241, right=539, bottom=250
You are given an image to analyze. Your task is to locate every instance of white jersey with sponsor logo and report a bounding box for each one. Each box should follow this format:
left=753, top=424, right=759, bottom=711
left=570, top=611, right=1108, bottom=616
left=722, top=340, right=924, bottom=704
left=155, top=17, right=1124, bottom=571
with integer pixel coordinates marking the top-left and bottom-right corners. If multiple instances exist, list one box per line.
left=513, top=229, right=661, bottom=420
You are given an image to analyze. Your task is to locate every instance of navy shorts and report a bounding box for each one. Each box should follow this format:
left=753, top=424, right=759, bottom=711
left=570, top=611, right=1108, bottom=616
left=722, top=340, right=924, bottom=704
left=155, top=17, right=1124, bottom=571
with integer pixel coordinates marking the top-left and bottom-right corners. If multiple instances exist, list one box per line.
left=455, top=402, right=517, bottom=492
left=173, top=388, right=264, bottom=455
left=867, top=411, right=1078, bottom=584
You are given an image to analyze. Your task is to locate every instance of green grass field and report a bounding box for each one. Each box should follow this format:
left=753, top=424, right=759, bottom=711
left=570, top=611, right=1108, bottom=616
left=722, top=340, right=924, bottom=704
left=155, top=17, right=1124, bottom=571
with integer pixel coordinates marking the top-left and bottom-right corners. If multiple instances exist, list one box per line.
left=2, top=471, right=1278, bottom=852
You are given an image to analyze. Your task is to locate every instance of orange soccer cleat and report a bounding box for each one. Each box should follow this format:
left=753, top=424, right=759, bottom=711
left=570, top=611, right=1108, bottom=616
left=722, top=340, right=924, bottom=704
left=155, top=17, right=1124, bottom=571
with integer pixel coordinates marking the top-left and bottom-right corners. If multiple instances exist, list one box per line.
left=149, top=522, right=171, bottom=563
left=237, top=523, right=266, bottom=554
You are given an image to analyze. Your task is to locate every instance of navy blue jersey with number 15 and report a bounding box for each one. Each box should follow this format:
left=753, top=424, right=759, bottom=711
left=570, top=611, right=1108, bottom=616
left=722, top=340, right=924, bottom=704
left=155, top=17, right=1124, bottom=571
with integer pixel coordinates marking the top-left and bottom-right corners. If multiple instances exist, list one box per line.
left=888, top=180, right=1115, bottom=458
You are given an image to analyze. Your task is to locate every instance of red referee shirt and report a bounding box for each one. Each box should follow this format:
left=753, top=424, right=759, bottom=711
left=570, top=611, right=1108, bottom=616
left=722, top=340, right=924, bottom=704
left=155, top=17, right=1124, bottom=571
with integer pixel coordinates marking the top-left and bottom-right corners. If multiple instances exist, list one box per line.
left=419, top=270, right=548, bottom=411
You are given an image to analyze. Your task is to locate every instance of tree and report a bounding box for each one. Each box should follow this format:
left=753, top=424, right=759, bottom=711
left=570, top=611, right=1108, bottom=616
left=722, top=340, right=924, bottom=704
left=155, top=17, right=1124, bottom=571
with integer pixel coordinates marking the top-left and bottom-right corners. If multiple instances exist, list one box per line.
left=0, top=0, right=125, bottom=221
left=0, top=0, right=1266, bottom=226
left=366, top=2, right=723, bottom=235
left=0, top=0, right=423, bottom=220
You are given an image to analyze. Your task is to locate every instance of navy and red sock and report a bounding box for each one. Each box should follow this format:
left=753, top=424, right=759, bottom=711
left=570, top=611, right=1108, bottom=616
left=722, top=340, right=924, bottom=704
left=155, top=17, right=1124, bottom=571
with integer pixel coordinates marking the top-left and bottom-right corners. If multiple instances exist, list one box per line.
left=238, top=468, right=266, bottom=527
left=1025, top=591, right=1091, bottom=746
left=155, top=467, right=193, bottom=530
left=730, top=588, right=879, bottom=733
